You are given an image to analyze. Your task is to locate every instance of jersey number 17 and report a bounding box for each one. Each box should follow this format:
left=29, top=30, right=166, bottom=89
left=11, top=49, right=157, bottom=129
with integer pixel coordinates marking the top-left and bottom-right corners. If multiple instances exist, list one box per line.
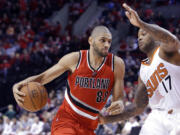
left=162, top=75, right=172, bottom=93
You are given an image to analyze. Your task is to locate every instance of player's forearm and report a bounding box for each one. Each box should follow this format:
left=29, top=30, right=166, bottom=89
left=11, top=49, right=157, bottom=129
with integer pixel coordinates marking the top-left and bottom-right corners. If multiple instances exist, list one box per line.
left=140, top=21, right=179, bottom=46
left=19, top=74, right=45, bottom=85
left=104, top=103, right=144, bottom=123
left=104, top=80, right=148, bottom=123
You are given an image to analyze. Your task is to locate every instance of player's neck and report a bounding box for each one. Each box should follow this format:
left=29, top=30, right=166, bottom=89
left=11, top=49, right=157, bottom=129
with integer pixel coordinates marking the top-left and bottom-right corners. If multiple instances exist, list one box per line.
left=147, top=47, right=158, bottom=62
left=89, top=50, right=105, bottom=70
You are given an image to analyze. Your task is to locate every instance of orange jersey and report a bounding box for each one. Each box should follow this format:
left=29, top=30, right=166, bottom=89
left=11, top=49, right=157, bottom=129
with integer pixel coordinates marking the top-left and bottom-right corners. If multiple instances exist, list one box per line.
left=53, top=50, right=115, bottom=131
left=67, top=50, right=114, bottom=121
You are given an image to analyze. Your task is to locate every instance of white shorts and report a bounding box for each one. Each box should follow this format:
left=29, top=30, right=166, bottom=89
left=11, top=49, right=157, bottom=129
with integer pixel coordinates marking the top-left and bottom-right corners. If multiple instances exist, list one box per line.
left=139, top=109, right=180, bottom=135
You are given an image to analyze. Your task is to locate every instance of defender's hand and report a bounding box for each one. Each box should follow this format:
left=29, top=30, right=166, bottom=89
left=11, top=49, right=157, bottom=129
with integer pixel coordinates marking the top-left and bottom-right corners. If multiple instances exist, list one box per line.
left=106, top=100, right=124, bottom=115
left=123, top=3, right=143, bottom=27
left=12, top=82, right=26, bottom=106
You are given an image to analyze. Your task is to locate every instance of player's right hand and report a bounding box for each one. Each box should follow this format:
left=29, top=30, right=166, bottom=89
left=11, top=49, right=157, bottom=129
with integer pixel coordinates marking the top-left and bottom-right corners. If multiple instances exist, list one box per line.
left=12, top=82, right=26, bottom=106
left=122, top=3, right=143, bottom=28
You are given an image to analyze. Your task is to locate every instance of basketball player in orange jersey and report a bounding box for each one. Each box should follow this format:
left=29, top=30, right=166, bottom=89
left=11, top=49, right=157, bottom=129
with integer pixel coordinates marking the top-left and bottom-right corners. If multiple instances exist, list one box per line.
left=13, top=25, right=125, bottom=135
left=99, top=3, right=180, bottom=135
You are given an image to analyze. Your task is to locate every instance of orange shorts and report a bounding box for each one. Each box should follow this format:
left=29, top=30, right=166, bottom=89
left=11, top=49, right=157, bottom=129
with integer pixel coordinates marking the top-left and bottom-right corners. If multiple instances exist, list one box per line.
left=51, top=101, right=96, bottom=135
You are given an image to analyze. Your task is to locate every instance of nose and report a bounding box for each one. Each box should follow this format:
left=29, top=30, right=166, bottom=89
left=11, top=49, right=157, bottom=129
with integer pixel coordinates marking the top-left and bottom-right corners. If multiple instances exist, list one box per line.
left=138, top=37, right=142, bottom=42
left=104, top=41, right=110, bottom=48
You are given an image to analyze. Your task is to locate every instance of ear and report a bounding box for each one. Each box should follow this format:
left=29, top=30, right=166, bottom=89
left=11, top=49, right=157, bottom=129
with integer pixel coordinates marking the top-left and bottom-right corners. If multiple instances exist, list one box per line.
left=88, top=36, right=93, bottom=46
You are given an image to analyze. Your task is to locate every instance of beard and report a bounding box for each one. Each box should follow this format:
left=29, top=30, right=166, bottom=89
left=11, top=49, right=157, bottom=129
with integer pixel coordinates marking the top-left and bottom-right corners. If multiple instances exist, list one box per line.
left=140, top=40, right=155, bottom=54
left=93, top=42, right=108, bottom=57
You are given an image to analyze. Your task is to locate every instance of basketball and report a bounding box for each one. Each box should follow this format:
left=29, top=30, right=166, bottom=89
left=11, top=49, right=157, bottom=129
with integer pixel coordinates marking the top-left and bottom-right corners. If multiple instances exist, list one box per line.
left=19, top=82, right=48, bottom=112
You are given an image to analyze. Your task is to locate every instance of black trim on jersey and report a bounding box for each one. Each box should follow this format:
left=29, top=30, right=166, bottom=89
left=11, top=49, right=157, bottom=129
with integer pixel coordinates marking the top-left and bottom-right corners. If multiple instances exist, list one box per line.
left=142, top=58, right=149, bottom=62
left=67, top=83, right=99, bottom=114
left=142, top=58, right=150, bottom=64
left=76, top=51, right=81, bottom=69
left=88, top=50, right=106, bottom=71
left=112, top=55, right=114, bottom=72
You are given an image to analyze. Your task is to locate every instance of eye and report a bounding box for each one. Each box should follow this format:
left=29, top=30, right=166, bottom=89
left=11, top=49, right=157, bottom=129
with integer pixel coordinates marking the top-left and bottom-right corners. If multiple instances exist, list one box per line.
left=100, top=39, right=105, bottom=43
left=142, top=31, right=147, bottom=36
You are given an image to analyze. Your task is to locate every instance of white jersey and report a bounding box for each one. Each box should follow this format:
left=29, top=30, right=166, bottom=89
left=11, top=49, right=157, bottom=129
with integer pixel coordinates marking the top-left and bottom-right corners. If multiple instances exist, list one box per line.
left=140, top=47, right=180, bottom=110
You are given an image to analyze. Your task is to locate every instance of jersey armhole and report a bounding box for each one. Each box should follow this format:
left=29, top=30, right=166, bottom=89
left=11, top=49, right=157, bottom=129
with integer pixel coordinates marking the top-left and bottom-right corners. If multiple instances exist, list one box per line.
left=112, top=54, right=114, bottom=72
left=76, top=51, right=82, bottom=69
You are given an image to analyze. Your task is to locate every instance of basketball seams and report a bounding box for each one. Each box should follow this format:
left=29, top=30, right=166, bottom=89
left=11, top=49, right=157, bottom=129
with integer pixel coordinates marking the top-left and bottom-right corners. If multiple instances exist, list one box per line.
left=37, top=83, right=47, bottom=108
left=27, top=83, right=37, bottom=111
left=20, top=82, right=47, bottom=112
left=43, top=87, right=48, bottom=106
left=38, top=84, right=43, bottom=109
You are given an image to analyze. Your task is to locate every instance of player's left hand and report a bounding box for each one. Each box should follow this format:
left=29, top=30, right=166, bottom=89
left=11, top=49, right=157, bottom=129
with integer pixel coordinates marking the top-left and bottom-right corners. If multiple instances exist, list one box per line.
left=122, top=3, right=143, bottom=28
left=106, top=100, right=124, bottom=115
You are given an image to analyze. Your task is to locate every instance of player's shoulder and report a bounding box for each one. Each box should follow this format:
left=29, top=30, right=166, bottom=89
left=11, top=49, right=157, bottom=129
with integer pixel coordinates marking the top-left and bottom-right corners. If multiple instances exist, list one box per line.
left=64, top=51, right=80, bottom=60
left=114, top=55, right=125, bottom=74
left=59, top=51, right=80, bottom=66
left=114, top=55, right=125, bottom=67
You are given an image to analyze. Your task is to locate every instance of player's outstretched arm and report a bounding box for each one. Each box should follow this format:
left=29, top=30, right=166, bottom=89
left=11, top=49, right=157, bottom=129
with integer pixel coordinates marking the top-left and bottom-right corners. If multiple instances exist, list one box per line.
left=99, top=77, right=148, bottom=124
left=122, top=3, right=180, bottom=52
left=106, top=56, right=125, bottom=115
left=13, top=52, right=79, bottom=106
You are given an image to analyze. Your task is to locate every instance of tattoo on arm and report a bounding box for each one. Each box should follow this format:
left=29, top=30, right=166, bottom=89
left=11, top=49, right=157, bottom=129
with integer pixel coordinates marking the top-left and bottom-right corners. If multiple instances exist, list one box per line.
left=105, top=80, right=148, bottom=123
left=140, top=22, right=179, bottom=48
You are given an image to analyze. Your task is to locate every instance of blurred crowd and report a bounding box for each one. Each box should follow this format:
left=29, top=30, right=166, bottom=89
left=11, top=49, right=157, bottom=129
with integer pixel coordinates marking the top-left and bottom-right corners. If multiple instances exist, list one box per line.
left=0, top=0, right=180, bottom=134
left=0, top=89, right=64, bottom=135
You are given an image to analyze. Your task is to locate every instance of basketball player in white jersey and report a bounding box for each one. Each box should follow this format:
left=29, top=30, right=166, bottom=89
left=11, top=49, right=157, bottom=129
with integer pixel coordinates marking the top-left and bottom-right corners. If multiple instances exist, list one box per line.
left=99, top=3, right=180, bottom=135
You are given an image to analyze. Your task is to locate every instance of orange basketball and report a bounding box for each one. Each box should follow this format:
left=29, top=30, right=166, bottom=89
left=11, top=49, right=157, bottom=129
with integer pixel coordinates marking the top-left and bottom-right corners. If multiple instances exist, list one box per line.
left=19, top=82, right=48, bottom=112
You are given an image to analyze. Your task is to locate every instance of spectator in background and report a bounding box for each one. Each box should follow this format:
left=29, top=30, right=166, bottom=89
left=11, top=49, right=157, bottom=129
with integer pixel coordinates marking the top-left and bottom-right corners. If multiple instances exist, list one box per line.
left=121, top=117, right=140, bottom=135
left=29, top=116, right=44, bottom=135
left=0, top=116, right=3, bottom=134
left=18, top=113, right=31, bottom=135
left=42, top=111, right=51, bottom=134
left=5, top=104, right=16, bottom=119
left=103, top=122, right=118, bottom=135
left=124, top=52, right=136, bottom=69
left=10, top=118, right=20, bottom=135
left=2, top=116, right=11, bottom=135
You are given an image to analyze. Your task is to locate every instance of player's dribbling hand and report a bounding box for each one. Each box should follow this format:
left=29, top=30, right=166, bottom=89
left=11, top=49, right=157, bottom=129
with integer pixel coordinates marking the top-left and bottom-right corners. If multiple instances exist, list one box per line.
left=12, top=82, right=26, bottom=106
left=106, top=100, right=124, bottom=115
left=122, top=3, right=143, bottom=28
